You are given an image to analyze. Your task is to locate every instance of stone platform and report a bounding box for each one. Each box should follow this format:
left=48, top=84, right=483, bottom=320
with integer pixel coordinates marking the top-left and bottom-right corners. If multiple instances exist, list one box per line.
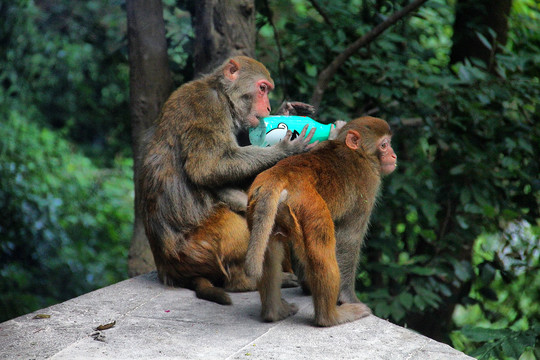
left=0, top=272, right=473, bottom=359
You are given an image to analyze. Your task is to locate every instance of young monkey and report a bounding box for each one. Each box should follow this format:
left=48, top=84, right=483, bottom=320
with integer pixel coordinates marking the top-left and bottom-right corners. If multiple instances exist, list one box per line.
left=245, top=116, right=397, bottom=327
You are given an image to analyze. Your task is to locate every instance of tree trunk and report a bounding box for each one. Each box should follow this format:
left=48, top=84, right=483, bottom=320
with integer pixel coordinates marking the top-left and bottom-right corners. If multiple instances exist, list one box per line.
left=191, top=0, right=256, bottom=76
left=450, top=0, right=512, bottom=70
left=189, top=0, right=256, bottom=145
left=126, top=0, right=174, bottom=277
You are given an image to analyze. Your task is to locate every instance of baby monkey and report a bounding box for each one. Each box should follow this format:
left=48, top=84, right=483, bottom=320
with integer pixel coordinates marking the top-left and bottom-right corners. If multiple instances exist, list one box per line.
left=245, top=116, right=397, bottom=327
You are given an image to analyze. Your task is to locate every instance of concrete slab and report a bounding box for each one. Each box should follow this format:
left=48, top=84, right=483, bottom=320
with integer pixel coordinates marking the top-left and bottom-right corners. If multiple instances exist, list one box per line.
left=0, top=272, right=473, bottom=359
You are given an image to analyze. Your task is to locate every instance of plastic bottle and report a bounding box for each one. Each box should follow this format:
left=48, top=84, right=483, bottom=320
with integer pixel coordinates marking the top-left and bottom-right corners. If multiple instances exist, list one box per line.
left=249, top=115, right=333, bottom=147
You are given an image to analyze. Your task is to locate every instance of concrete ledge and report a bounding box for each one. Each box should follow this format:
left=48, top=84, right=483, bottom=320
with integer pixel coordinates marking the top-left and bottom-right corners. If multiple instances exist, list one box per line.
left=0, top=272, right=472, bottom=359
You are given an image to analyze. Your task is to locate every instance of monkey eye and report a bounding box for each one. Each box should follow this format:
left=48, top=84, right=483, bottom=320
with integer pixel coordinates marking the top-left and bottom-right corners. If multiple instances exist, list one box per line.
left=260, top=84, right=267, bottom=92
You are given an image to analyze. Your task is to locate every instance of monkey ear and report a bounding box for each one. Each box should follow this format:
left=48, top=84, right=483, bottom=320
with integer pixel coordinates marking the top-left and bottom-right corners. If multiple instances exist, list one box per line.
left=224, top=58, right=241, bottom=81
left=345, top=130, right=361, bottom=150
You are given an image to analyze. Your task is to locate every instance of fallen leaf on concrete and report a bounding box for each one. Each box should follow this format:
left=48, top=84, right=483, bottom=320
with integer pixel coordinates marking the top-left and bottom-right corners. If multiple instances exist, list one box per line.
left=95, top=321, right=116, bottom=331
left=32, top=314, right=51, bottom=319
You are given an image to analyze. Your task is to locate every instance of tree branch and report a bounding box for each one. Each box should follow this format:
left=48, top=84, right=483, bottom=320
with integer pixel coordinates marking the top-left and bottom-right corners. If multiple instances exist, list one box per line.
left=310, top=0, right=429, bottom=109
left=307, top=0, right=334, bottom=29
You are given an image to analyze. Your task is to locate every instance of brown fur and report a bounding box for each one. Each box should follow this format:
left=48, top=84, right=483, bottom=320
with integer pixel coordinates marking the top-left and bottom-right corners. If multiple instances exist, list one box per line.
left=245, top=116, right=397, bottom=326
left=139, top=56, right=314, bottom=305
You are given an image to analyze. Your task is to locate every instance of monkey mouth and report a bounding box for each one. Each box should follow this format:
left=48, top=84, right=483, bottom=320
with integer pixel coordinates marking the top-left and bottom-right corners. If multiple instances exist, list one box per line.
left=381, top=162, right=397, bottom=175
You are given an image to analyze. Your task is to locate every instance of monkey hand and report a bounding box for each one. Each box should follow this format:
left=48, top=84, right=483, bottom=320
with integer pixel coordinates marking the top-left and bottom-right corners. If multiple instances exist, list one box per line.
left=276, top=125, right=317, bottom=155
left=328, top=120, right=347, bottom=140
left=276, top=101, right=316, bottom=117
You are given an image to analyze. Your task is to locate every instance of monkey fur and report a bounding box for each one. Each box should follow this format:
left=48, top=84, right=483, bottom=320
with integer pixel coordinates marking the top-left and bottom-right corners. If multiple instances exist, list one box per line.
left=139, top=56, right=315, bottom=305
left=245, top=116, right=397, bottom=326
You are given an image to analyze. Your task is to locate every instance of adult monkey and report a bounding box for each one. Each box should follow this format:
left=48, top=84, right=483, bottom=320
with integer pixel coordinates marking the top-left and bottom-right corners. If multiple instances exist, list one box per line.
left=139, top=56, right=316, bottom=305
left=245, top=117, right=397, bottom=326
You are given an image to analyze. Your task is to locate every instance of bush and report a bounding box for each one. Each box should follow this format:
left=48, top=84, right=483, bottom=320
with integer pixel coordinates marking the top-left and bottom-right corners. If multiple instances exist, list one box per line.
left=0, top=107, right=133, bottom=322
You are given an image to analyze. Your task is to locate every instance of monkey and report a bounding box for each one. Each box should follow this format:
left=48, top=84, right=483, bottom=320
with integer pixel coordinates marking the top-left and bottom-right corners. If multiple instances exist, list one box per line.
left=244, top=116, right=397, bottom=326
left=139, top=56, right=317, bottom=306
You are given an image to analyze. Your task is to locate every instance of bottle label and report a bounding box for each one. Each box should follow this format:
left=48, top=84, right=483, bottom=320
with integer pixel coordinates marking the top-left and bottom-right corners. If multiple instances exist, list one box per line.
left=249, top=116, right=331, bottom=147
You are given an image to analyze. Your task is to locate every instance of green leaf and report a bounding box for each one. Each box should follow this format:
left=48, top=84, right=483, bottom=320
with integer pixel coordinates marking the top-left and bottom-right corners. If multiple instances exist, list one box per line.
left=479, top=263, right=496, bottom=285
left=407, top=266, right=436, bottom=276
left=450, top=164, right=466, bottom=175
left=390, top=301, right=406, bottom=321
left=459, top=326, right=510, bottom=342
left=375, top=302, right=391, bottom=318
left=305, top=62, right=317, bottom=77
left=456, top=215, right=469, bottom=230
left=476, top=32, right=492, bottom=50
left=452, top=260, right=472, bottom=282
left=501, top=338, right=525, bottom=359
left=398, top=292, right=414, bottom=310
left=414, top=295, right=426, bottom=311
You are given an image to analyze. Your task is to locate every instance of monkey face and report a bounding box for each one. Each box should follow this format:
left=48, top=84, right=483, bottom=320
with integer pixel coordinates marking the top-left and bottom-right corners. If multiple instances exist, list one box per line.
left=378, top=136, right=397, bottom=175
left=247, top=79, right=274, bottom=127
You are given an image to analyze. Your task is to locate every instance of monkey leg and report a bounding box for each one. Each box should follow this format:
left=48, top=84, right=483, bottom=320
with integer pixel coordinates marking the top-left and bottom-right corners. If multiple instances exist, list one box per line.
left=187, top=205, right=296, bottom=301
left=176, top=206, right=250, bottom=304
left=217, top=204, right=298, bottom=291
left=335, top=224, right=368, bottom=304
left=300, top=204, right=370, bottom=327
left=273, top=201, right=302, bottom=288
left=192, top=206, right=257, bottom=293
left=305, top=243, right=371, bottom=326
left=259, top=240, right=298, bottom=322
left=200, top=206, right=297, bottom=292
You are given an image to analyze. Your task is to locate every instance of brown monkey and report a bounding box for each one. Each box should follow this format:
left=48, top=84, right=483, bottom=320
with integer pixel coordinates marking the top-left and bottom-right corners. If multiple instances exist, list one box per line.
left=245, top=116, right=397, bottom=326
left=139, top=56, right=316, bottom=305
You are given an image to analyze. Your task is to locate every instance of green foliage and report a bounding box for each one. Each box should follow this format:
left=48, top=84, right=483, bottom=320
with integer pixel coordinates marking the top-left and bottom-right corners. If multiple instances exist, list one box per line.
left=0, top=0, right=130, bottom=162
left=0, top=106, right=133, bottom=322
left=451, top=224, right=540, bottom=359
left=163, top=0, right=194, bottom=85
left=0, top=0, right=133, bottom=322
left=453, top=324, right=540, bottom=360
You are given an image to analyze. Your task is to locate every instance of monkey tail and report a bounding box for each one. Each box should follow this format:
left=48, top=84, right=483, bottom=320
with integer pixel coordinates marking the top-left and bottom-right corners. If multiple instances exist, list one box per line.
left=245, top=185, right=288, bottom=281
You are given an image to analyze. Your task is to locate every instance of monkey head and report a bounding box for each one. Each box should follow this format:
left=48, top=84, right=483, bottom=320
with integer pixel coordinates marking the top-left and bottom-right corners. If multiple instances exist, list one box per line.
left=221, top=56, right=275, bottom=128
left=338, top=116, right=397, bottom=176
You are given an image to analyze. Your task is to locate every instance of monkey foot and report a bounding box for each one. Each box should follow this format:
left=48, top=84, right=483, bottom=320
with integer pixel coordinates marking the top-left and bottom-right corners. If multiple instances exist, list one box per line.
left=261, top=298, right=299, bottom=322
left=338, top=291, right=362, bottom=305
left=281, top=272, right=299, bottom=288
left=336, top=303, right=371, bottom=324
left=317, top=303, right=372, bottom=327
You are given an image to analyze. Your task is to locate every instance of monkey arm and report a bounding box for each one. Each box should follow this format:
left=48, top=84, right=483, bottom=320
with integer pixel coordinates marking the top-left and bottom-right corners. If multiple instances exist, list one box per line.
left=276, top=101, right=316, bottom=116
left=184, top=142, right=289, bottom=188
left=328, top=120, right=347, bottom=140
left=183, top=124, right=315, bottom=188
